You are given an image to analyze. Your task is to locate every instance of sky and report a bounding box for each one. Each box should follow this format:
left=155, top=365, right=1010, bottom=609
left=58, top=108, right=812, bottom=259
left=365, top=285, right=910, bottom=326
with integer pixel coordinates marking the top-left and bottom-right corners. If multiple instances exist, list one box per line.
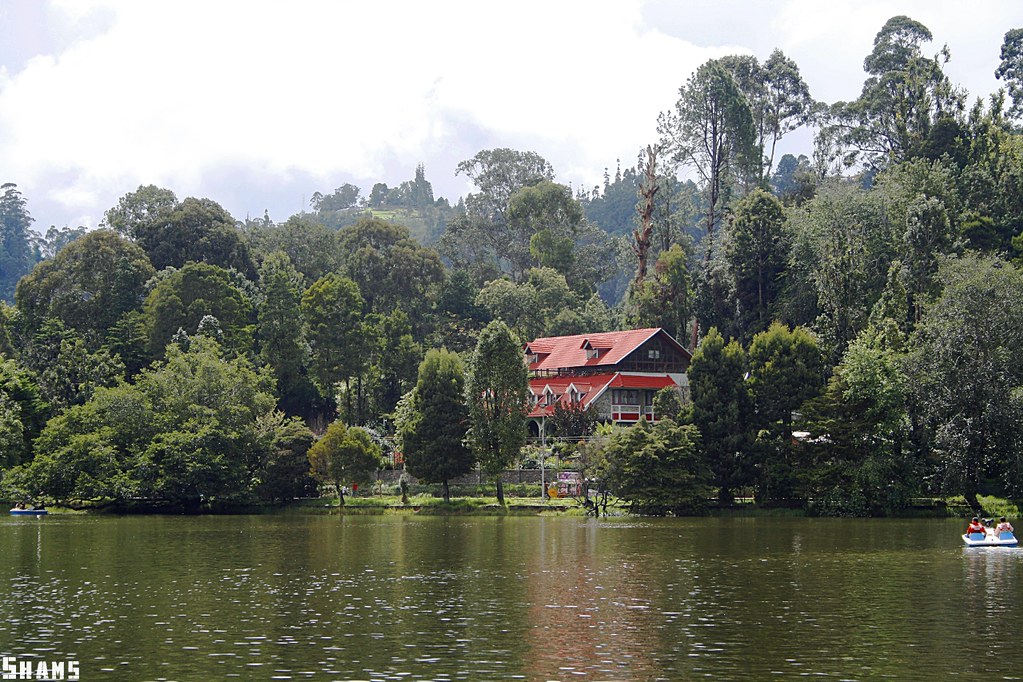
left=1, top=0, right=1021, bottom=232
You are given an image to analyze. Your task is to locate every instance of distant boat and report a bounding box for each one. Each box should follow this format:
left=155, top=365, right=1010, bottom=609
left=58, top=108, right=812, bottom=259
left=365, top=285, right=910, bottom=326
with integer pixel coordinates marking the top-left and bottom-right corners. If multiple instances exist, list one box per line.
left=9, top=506, right=47, bottom=516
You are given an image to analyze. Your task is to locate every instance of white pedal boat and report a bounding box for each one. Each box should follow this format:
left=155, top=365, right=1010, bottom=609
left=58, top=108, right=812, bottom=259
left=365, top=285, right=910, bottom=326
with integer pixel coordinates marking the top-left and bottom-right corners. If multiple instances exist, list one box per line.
left=963, top=531, right=1018, bottom=547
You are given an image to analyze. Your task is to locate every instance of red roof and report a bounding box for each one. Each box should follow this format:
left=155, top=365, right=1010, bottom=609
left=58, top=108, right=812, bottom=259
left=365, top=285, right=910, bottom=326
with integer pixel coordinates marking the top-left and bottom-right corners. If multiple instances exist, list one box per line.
left=524, top=328, right=689, bottom=372
left=527, top=372, right=679, bottom=418
left=607, top=374, right=678, bottom=390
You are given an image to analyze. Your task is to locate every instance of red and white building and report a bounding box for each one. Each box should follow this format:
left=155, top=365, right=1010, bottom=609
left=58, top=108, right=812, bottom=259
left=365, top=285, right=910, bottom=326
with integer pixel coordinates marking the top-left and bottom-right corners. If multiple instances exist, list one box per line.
left=525, top=327, right=692, bottom=440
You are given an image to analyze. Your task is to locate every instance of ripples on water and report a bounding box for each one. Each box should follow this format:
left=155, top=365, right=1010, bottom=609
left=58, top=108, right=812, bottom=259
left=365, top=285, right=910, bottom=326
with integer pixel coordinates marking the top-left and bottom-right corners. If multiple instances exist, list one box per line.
left=2, top=515, right=1022, bottom=680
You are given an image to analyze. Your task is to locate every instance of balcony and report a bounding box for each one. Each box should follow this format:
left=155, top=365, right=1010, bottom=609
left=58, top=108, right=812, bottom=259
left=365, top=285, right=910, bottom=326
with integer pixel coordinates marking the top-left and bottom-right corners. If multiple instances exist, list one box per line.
left=608, top=404, right=655, bottom=422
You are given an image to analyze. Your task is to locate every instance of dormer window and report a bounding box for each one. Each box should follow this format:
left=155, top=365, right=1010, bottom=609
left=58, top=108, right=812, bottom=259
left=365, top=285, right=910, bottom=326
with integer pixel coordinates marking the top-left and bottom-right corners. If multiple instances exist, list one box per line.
left=580, top=339, right=599, bottom=360
left=542, top=386, right=557, bottom=407
left=527, top=353, right=539, bottom=364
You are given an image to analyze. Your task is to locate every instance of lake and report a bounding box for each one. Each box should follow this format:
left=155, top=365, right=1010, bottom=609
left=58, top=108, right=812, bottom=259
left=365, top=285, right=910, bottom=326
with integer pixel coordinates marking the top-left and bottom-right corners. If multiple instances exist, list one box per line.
left=1, top=513, right=1019, bottom=680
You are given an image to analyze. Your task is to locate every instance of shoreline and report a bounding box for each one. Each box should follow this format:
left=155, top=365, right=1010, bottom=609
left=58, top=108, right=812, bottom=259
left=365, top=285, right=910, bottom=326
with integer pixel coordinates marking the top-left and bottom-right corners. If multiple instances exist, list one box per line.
left=7, top=495, right=979, bottom=518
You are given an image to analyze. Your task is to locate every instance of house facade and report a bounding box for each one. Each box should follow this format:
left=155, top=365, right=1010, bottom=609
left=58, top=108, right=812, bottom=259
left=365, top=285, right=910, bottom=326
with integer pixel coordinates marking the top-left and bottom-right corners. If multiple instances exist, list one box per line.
left=525, top=327, right=692, bottom=441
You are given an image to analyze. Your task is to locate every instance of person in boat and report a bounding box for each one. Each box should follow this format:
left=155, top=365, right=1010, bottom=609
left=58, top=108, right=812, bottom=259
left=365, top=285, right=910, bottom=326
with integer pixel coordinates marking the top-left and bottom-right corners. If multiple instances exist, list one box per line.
left=995, top=517, right=1014, bottom=534
left=966, top=517, right=986, bottom=536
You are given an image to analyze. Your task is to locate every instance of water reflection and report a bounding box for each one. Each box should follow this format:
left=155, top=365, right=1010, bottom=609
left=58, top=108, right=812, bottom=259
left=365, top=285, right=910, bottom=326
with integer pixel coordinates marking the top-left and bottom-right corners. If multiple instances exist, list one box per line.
left=2, top=515, right=1022, bottom=679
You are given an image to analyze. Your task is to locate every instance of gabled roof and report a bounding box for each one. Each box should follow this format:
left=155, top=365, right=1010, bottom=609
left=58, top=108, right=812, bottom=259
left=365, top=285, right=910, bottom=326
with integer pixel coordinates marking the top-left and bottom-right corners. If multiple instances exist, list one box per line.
left=524, top=328, right=690, bottom=372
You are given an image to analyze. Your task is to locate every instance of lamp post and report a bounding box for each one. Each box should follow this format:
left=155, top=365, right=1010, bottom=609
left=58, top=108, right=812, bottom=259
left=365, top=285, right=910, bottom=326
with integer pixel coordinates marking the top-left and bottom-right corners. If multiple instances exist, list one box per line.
left=540, top=416, right=547, bottom=501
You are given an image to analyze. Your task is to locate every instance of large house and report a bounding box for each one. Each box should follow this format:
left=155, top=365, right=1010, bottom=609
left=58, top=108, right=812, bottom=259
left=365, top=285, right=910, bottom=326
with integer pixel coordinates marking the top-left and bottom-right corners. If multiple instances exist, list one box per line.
left=525, top=327, right=692, bottom=441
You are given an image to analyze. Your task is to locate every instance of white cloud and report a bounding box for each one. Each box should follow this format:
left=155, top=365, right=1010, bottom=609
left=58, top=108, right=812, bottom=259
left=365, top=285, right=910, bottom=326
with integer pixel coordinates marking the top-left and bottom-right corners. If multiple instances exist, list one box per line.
left=1, top=0, right=1021, bottom=228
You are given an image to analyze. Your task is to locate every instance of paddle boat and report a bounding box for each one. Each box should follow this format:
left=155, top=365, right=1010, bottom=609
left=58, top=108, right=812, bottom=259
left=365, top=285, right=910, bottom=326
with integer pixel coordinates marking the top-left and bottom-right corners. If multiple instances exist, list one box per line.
left=962, top=529, right=1018, bottom=547
left=8, top=505, right=47, bottom=516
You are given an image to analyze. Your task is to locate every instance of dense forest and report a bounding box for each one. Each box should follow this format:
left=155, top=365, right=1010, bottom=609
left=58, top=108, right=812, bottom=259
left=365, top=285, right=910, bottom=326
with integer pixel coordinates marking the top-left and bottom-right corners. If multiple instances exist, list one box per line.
left=2, top=16, right=1023, bottom=515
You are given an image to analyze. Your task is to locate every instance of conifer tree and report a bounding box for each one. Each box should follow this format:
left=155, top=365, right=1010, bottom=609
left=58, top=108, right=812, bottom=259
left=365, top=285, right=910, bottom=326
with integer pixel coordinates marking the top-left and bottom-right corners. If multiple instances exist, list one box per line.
left=465, top=320, right=529, bottom=505
left=404, top=348, right=472, bottom=502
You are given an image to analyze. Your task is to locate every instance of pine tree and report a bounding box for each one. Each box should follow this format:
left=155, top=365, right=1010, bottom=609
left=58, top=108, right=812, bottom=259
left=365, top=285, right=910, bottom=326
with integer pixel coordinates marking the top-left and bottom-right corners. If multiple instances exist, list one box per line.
left=404, top=349, right=472, bottom=502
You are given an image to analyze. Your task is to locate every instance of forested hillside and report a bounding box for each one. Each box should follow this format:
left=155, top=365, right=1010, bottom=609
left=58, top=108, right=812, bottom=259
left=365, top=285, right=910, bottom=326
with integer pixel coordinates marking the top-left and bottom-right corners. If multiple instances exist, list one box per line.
left=2, top=16, right=1023, bottom=514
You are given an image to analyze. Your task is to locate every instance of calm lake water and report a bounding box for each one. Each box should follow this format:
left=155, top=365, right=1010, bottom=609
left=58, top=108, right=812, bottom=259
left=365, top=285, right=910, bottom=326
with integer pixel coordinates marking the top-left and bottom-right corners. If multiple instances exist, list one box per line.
left=1, top=513, right=1020, bottom=681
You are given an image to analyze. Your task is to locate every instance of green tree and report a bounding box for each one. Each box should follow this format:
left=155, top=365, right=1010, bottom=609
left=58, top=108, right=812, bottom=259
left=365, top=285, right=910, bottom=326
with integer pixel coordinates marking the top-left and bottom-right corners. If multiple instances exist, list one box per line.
left=307, top=421, right=382, bottom=504
left=658, top=59, right=758, bottom=244
left=103, top=185, right=177, bottom=239
left=800, top=324, right=914, bottom=515
left=457, top=148, right=555, bottom=228
left=906, top=253, right=1023, bottom=508
left=337, top=217, right=444, bottom=330
left=652, top=386, right=686, bottom=423
left=465, top=320, right=529, bottom=505
left=784, top=180, right=897, bottom=361
left=251, top=411, right=315, bottom=503
left=131, top=336, right=277, bottom=506
left=823, top=15, right=964, bottom=170
left=600, top=419, right=712, bottom=515
left=390, top=164, right=435, bottom=209
left=363, top=309, right=422, bottom=421
left=749, top=322, right=824, bottom=435
left=718, top=50, right=816, bottom=182
left=21, top=384, right=146, bottom=504
left=248, top=214, right=342, bottom=285
left=748, top=322, right=824, bottom=503
left=770, top=153, right=816, bottom=205
left=256, top=252, right=317, bottom=417
left=0, top=358, right=47, bottom=467
left=311, top=183, right=362, bottom=212
left=404, top=348, right=472, bottom=502
left=442, top=149, right=556, bottom=281
left=628, top=244, right=693, bottom=343
left=996, top=28, right=1023, bottom=121
left=20, top=320, right=125, bottom=412
left=0, top=392, right=25, bottom=471
left=475, top=277, right=541, bottom=342
left=0, top=183, right=38, bottom=302
left=15, top=229, right=154, bottom=345
left=37, top=224, right=87, bottom=260
left=137, top=197, right=255, bottom=277
left=507, top=180, right=583, bottom=278
left=142, top=262, right=254, bottom=357
left=22, top=336, right=280, bottom=507
left=760, top=50, right=817, bottom=179
left=431, top=269, right=489, bottom=353
left=300, top=273, right=366, bottom=419
left=726, top=189, right=788, bottom=340
left=437, top=213, right=502, bottom=286
left=689, top=328, right=753, bottom=503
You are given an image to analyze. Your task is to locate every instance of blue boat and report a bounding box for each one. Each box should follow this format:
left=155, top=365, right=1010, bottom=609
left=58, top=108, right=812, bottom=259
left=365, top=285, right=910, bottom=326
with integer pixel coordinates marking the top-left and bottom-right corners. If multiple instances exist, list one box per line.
left=9, top=507, right=47, bottom=516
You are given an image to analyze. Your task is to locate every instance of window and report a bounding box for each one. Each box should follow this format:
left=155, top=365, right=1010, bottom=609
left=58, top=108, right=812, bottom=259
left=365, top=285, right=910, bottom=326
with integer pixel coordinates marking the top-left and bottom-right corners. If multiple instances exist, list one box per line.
left=647, top=348, right=661, bottom=360
left=586, top=348, right=599, bottom=360
left=612, top=389, right=639, bottom=405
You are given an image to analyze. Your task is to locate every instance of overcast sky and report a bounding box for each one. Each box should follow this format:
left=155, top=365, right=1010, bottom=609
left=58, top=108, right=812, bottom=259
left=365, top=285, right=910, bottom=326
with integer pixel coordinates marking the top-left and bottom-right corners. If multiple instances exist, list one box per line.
left=1, top=0, right=1021, bottom=232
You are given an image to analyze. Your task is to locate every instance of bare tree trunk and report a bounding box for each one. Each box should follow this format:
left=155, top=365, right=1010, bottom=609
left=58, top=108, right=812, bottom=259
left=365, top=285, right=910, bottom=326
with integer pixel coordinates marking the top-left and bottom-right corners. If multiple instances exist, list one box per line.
left=632, top=145, right=660, bottom=290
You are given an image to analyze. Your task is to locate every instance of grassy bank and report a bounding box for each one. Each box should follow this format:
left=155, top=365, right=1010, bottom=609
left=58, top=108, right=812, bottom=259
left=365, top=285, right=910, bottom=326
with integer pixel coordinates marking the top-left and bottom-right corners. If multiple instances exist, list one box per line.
left=10, top=493, right=1018, bottom=519
left=291, top=494, right=591, bottom=516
